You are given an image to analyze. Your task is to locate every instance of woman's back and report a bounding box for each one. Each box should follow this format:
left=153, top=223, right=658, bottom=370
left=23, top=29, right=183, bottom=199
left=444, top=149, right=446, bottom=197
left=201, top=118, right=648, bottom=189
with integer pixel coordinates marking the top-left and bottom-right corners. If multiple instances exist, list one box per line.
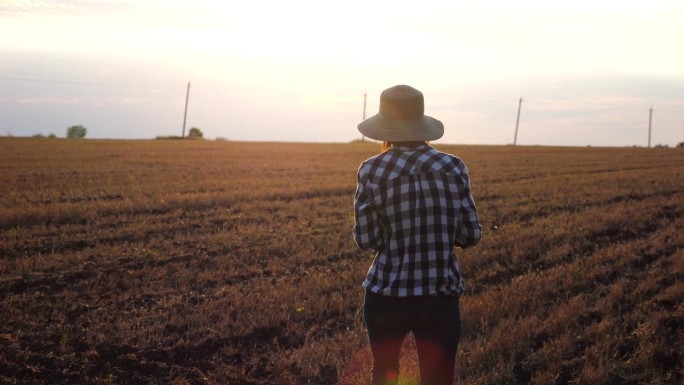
left=354, top=144, right=480, bottom=297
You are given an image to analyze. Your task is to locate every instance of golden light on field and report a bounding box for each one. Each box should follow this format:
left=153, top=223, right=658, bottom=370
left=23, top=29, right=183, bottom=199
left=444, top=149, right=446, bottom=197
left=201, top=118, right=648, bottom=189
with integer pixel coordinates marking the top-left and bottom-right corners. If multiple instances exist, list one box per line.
left=1, top=139, right=683, bottom=384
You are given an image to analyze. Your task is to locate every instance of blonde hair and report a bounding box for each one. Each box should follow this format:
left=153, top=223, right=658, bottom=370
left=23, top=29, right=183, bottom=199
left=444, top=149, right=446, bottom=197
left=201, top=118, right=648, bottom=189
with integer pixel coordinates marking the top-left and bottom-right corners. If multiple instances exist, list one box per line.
left=381, top=141, right=428, bottom=153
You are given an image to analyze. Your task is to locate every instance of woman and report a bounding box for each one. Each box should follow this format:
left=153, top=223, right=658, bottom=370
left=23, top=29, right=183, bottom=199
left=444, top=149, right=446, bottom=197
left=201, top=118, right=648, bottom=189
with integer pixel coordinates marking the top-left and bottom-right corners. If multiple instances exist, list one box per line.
left=353, top=85, right=482, bottom=385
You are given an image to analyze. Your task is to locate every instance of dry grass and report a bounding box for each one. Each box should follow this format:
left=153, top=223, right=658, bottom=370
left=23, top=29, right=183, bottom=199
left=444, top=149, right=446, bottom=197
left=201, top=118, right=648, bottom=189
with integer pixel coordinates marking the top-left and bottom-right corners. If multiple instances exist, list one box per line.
left=0, top=138, right=682, bottom=384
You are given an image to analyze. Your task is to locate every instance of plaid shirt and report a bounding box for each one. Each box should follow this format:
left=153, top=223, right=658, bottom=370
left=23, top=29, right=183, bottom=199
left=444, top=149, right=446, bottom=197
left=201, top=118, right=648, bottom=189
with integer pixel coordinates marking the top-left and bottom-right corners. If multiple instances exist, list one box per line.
left=353, top=144, right=481, bottom=297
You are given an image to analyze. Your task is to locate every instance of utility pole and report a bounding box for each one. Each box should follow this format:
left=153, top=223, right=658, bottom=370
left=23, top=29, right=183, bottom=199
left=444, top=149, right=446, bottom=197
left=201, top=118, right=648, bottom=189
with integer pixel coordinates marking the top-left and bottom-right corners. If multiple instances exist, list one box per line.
left=648, top=105, right=653, bottom=148
left=361, top=90, right=367, bottom=141
left=182, top=81, right=191, bottom=138
left=513, top=97, right=522, bottom=145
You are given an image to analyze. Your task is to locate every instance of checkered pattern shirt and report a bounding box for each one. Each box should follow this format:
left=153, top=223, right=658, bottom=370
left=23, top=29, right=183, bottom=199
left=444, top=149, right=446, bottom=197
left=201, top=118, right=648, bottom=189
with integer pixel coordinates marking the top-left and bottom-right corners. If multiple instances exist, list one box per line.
left=353, top=144, right=482, bottom=297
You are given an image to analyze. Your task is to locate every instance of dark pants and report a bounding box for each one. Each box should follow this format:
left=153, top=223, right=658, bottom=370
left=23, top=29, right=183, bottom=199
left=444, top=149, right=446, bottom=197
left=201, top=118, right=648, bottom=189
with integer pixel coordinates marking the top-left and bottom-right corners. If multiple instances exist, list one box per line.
left=363, top=290, right=461, bottom=385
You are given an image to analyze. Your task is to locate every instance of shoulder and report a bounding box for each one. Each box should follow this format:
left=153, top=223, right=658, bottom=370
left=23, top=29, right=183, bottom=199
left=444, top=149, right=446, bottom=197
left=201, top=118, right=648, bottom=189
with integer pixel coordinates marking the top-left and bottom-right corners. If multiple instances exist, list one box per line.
left=426, top=148, right=468, bottom=174
left=358, top=151, right=395, bottom=177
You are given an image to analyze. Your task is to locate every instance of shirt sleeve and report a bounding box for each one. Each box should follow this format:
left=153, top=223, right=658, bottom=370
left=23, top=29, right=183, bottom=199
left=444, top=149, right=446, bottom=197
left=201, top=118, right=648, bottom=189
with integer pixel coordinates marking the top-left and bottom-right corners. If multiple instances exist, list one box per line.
left=353, top=167, right=383, bottom=253
left=454, top=166, right=482, bottom=248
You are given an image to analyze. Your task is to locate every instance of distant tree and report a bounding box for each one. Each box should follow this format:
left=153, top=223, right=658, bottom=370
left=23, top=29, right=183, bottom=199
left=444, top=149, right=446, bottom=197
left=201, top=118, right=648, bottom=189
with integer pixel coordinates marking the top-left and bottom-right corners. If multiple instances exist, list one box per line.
left=48, top=133, right=57, bottom=138
left=188, top=127, right=203, bottom=139
left=66, top=125, right=87, bottom=139
left=677, top=142, right=684, bottom=148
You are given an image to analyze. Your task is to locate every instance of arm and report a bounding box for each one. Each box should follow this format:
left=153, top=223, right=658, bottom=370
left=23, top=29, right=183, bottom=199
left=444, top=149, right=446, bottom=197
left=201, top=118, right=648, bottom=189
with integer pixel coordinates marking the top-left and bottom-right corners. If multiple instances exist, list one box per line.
left=454, top=168, right=482, bottom=248
left=352, top=168, right=383, bottom=253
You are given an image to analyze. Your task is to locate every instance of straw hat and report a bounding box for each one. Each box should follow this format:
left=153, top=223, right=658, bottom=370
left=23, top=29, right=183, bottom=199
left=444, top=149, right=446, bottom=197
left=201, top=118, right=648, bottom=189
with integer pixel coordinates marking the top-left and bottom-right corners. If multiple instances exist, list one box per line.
left=358, top=85, right=444, bottom=142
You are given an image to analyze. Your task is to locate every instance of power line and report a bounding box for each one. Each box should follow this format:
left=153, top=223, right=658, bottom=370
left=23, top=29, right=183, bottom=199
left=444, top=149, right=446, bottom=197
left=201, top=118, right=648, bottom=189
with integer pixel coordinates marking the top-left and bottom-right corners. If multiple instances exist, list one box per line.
left=0, top=75, right=183, bottom=88
left=656, top=107, right=684, bottom=113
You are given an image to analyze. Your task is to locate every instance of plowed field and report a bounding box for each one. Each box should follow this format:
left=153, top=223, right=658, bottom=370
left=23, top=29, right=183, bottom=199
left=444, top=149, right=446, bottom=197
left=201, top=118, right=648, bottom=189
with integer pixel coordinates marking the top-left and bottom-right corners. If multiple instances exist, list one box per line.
left=1, top=138, right=682, bottom=384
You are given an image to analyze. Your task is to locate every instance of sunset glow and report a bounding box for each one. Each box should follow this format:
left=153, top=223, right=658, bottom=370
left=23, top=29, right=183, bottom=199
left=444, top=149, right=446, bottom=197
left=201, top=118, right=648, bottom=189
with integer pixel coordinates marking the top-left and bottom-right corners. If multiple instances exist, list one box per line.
left=1, top=0, right=683, bottom=145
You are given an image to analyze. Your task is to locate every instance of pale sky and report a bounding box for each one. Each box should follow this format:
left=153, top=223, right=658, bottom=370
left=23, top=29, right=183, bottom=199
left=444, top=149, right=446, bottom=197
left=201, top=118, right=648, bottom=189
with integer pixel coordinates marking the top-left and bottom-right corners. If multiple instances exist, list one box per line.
left=1, top=0, right=683, bottom=146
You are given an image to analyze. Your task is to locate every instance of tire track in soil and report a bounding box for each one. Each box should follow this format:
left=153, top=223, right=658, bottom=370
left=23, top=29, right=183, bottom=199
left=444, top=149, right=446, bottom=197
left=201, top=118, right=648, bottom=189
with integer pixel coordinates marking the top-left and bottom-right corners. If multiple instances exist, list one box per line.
left=471, top=203, right=681, bottom=290
left=0, top=323, right=303, bottom=385
left=482, top=188, right=681, bottom=228
left=0, top=186, right=353, bottom=231
left=1, top=189, right=354, bottom=260
left=478, top=162, right=684, bottom=185
left=0, top=246, right=368, bottom=300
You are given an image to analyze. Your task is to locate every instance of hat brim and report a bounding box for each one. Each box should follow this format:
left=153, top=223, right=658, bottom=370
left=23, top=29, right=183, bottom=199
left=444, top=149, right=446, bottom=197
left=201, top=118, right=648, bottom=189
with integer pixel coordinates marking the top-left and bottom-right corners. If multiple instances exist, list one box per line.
left=358, top=114, right=444, bottom=142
